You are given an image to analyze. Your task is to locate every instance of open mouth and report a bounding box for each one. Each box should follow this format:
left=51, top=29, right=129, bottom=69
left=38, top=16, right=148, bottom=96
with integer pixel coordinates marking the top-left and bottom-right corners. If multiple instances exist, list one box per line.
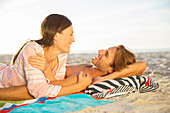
left=94, top=56, right=99, bottom=60
left=68, top=43, right=72, bottom=48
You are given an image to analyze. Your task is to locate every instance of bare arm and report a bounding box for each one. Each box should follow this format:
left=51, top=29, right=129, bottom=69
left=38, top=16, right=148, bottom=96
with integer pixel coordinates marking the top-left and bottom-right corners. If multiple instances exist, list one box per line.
left=0, top=72, right=92, bottom=100
left=57, top=72, right=92, bottom=96
left=0, top=75, right=78, bottom=101
left=0, top=85, right=34, bottom=100
left=93, top=61, right=146, bottom=84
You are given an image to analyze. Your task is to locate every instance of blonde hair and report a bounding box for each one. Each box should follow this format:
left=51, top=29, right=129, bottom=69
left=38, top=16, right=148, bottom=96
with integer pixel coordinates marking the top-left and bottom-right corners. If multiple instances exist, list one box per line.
left=111, top=45, right=136, bottom=72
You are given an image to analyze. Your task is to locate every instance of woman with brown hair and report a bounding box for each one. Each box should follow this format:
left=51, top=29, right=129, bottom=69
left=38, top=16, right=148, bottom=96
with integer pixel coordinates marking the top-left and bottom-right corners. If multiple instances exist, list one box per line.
left=0, top=14, right=92, bottom=99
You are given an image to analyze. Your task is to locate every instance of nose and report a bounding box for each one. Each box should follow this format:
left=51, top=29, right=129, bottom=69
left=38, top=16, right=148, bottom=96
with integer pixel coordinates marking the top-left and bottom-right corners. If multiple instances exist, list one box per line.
left=72, top=36, right=75, bottom=42
left=98, top=49, right=106, bottom=55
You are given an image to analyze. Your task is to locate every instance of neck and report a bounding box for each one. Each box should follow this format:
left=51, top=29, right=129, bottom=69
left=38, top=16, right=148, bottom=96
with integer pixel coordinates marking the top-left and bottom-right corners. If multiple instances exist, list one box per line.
left=43, top=46, right=61, bottom=63
left=88, top=67, right=108, bottom=79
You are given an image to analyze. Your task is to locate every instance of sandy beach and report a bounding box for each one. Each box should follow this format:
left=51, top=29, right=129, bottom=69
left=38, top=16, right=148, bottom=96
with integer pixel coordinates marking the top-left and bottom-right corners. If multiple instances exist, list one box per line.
left=0, top=52, right=170, bottom=113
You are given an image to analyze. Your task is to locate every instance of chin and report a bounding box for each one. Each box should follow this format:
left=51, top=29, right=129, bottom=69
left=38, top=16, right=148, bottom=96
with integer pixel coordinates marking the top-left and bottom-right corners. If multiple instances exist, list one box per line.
left=66, top=50, right=70, bottom=53
left=63, top=49, right=70, bottom=53
left=91, top=59, right=96, bottom=66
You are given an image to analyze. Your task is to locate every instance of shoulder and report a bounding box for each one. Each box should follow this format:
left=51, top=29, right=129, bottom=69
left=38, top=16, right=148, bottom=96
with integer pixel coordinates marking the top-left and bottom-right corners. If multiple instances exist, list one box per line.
left=23, top=41, right=44, bottom=54
left=24, top=41, right=42, bottom=50
left=21, top=41, right=44, bottom=57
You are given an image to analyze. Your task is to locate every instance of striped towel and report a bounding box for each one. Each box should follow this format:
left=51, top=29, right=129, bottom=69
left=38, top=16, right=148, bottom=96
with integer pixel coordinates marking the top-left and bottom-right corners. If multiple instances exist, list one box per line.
left=85, top=75, right=159, bottom=98
left=0, top=93, right=114, bottom=113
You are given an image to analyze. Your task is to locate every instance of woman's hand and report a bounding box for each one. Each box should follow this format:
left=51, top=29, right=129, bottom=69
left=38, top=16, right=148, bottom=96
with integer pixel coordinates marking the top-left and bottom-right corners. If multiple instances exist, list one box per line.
left=77, top=71, right=92, bottom=89
left=28, top=53, right=56, bottom=81
left=28, top=53, right=48, bottom=73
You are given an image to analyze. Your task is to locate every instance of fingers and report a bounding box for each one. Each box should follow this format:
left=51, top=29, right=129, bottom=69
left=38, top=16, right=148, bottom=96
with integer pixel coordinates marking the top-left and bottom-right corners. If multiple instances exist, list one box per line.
left=29, top=56, right=44, bottom=61
left=29, top=53, right=45, bottom=61
left=36, top=53, right=44, bottom=57
left=78, top=71, right=91, bottom=81
left=28, top=58, right=45, bottom=65
left=78, top=71, right=83, bottom=78
left=28, top=60, right=44, bottom=69
left=28, top=53, right=46, bottom=65
left=28, top=53, right=48, bottom=72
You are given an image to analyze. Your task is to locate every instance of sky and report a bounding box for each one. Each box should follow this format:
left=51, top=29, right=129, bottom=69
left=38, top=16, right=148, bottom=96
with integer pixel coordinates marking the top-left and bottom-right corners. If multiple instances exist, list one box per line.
left=0, top=0, right=170, bottom=54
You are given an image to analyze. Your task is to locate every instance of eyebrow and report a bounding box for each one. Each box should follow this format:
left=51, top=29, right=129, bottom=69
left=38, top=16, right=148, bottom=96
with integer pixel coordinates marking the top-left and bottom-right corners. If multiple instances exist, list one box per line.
left=105, top=50, right=109, bottom=57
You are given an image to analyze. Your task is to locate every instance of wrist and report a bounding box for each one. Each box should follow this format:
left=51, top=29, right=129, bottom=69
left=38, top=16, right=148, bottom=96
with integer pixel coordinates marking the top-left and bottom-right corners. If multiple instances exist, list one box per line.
left=78, top=82, right=87, bottom=90
left=105, top=71, right=120, bottom=80
left=103, top=76, right=108, bottom=81
left=43, top=66, right=50, bottom=73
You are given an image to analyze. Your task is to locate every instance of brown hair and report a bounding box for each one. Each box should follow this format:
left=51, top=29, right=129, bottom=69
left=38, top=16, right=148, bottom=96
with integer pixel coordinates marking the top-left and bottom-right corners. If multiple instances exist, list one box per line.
left=111, top=45, right=136, bottom=72
left=12, top=14, right=72, bottom=65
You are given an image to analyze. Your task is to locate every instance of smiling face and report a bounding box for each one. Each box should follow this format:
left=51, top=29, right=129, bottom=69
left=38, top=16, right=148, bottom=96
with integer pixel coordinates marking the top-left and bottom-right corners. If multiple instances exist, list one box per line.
left=53, top=25, right=75, bottom=53
left=91, top=47, right=117, bottom=73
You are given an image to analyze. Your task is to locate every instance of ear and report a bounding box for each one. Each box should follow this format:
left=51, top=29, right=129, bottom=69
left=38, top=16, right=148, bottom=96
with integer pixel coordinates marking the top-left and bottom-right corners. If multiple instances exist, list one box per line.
left=108, top=67, right=114, bottom=73
left=53, top=32, right=59, bottom=40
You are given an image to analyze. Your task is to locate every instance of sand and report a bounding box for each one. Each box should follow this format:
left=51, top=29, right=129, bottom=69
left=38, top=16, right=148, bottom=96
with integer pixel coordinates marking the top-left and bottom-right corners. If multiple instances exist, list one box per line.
left=0, top=52, right=170, bottom=113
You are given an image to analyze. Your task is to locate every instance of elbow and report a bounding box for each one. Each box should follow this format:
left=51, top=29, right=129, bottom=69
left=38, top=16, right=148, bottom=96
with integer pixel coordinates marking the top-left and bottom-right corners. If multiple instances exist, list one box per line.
left=142, top=62, right=147, bottom=71
left=138, top=61, right=147, bottom=72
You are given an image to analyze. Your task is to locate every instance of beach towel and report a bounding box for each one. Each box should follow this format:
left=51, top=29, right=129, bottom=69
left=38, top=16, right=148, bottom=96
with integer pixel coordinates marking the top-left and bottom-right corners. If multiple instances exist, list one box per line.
left=85, top=75, right=159, bottom=98
left=0, top=75, right=159, bottom=112
left=0, top=93, right=114, bottom=113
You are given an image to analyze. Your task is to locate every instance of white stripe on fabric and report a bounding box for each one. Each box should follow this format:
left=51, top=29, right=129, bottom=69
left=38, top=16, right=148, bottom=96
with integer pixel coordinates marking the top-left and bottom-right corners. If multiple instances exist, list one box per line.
left=107, top=80, right=122, bottom=87
left=0, top=69, right=6, bottom=88
left=24, top=66, right=38, bottom=71
left=0, top=103, right=13, bottom=110
left=26, top=70, right=43, bottom=76
left=96, top=81, right=115, bottom=89
left=27, top=79, right=45, bottom=83
left=122, top=77, right=136, bottom=88
left=89, top=85, right=108, bottom=92
left=49, top=86, right=61, bottom=97
left=13, top=66, right=26, bottom=84
left=120, top=79, right=133, bottom=86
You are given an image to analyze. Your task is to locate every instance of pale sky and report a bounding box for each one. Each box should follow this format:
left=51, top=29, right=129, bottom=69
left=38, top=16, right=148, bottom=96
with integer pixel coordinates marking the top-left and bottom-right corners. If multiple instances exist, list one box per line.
left=0, top=0, right=170, bottom=54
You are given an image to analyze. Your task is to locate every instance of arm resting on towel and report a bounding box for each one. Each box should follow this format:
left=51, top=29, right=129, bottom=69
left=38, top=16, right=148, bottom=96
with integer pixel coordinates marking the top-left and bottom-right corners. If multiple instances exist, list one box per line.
left=0, top=85, right=34, bottom=100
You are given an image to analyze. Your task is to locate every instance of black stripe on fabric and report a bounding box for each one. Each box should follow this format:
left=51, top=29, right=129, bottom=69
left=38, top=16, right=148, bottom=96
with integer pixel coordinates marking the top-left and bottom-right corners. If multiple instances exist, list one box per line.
left=85, top=87, right=101, bottom=95
left=103, top=80, right=119, bottom=88
left=115, top=79, right=125, bottom=86
left=115, top=86, right=122, bottom=93
left=93, top=83, right=111, bottom=89
left=120, top=86, right=125, bottom=92
left=124, top=85, right=131, bottom=92
left=114, top=78, right=123, bottom=81
left=136, top=76, right=142, bottom=86
left=141, top=76, right=147, bottom=86
left=121, top=86, right=131, bottom=92
left=140, top=86, right=153, bottom=92
left=114, top=78, right=126, bottom=86
left=128, top=76, right=139, bottom=90
left=111, top=88, right=116, bottom=93
left=120, top=79, right=133, bottom=87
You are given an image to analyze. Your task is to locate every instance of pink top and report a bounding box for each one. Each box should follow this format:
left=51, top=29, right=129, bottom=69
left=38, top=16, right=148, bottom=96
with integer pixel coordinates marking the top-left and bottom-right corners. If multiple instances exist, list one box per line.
left=0, top=42, right=67, bottom=98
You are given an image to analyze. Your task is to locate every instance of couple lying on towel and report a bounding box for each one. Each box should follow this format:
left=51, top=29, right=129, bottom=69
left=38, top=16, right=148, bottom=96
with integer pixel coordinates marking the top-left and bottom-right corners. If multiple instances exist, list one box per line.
left=0, top=14, right=147, bottom=100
